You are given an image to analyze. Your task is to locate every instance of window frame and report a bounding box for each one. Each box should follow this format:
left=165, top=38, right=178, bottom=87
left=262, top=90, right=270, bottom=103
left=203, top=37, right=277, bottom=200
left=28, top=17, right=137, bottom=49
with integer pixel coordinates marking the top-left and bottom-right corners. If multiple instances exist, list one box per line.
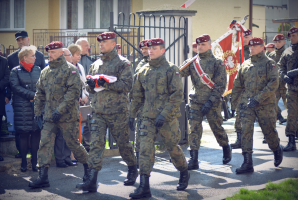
left=0, top=0, right=26, bottom=32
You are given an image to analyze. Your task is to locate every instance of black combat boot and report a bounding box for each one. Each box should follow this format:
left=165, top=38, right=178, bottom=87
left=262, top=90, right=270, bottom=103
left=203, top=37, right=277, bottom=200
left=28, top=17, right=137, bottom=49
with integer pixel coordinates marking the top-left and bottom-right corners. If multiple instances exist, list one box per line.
left=129, top=174, right=151, bottom=199
left=177, top=169, right=190, bottom=191
left=262, top=136, right=267, bottom=144
left=231, top=132, right=241, bottom=149
left=124, top=165, right=138, bottom=186
left=28, top=166, right=50, bottom=188
left=83, top=163, right=89, bottom=182
left=236, top=152, right=254, bottom=174
left=136, top=152, right=139, bottom=169
left=283, top=135, right=297, bottom=151
left=76, top=168, right=98, bottom=192
left=222, top=145, right=232, bottom=164
left=277, top=113, right=287, bottom=124
left=187, top=150, right=199, bottom=170
left=273, top=145, right=283, bottom=167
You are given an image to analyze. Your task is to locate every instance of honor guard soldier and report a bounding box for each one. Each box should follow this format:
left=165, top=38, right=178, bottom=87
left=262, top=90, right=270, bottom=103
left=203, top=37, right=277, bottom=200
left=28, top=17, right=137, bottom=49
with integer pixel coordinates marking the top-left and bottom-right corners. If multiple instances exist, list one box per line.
left=265, top=43, right=275, bottom=56
left=180, top=34, right=232, bottom=170
left=76, top=32, right=137, bottom=192
left=231, top=37, right=283, bottom=174
left=129, top=38, right=189, bottom=199
left=278, top=27, right=298, bottom=151
left=29, top=41, right=89, bottom=188
left=268, top=34, right=287, bottom=124
left=132, top=40, right=149, bottom=168
left=231, top=29, right=252, bottom=149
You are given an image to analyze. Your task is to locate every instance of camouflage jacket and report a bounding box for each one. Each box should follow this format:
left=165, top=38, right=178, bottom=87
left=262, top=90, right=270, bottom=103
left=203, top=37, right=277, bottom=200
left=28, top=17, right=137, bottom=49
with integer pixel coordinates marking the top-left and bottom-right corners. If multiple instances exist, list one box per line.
left=180, top=49, right=227, bottom=105
left=130, top=54, right=183, bottom=121
left=268, top=45, right=286, bottom=90
left=86, top=48, right=133, bottom=114
left=35, top=55, right=81, bottom=122
left=278, top=43, right=298, bottom=92
left=265, top=51, right=271, bottom=57
left=231, top=51, right=279, bottom=109
left=240, top=45, right=250, bottom=64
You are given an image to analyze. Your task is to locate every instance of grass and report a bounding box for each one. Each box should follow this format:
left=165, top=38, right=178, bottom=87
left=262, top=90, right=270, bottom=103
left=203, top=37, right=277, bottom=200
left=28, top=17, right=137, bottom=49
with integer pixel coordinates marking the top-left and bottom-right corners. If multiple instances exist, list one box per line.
left=226, top=178, right=298, bottom=200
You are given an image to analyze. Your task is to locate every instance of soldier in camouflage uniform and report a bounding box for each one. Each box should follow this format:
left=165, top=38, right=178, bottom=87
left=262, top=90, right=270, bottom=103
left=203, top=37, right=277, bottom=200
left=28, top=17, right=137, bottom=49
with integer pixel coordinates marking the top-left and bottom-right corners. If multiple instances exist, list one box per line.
left=76, top=32, right=137, bottom=193
left=231, top=37, right=283, bottom=174
left=29, top=41, right=89, bottom=189
left=192, top=42, right=198, bottom=57
left=132, top=40, right=149, bottom=168
left=128, top=38, right=189, bottom=199
left=268, top=34, right=287, bottom=124
left=278, top=27, right=298, bottom=151
left=265, top=43, right=275, bottom=57
left=231, top=29, right=252, bottom=149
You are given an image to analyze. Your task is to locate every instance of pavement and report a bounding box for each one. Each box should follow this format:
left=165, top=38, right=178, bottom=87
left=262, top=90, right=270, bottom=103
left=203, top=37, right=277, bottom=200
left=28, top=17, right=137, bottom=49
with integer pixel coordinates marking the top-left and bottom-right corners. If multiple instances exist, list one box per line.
left=0, top=100, right=297, bottom=200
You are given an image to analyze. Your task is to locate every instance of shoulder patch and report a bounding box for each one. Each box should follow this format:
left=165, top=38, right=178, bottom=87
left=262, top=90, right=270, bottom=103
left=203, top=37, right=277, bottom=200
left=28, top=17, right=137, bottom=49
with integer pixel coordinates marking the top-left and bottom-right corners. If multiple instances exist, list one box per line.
left=221, top=62, right=225, bottom=66
left=72, top=71, right=77, bottom=74
left=176, top=72, right=179, bottom=75
left=272, top=64, right=275, bottom=67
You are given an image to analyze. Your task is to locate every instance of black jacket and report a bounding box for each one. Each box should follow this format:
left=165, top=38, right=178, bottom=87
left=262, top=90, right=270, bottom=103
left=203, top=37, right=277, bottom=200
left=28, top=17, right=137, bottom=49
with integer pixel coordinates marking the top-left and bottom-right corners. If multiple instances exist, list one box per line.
left=10, top=65, right=41, bottom=132
left=0, top=56, right=10, bottom=115
left=7, top=48, right=46, bottom=70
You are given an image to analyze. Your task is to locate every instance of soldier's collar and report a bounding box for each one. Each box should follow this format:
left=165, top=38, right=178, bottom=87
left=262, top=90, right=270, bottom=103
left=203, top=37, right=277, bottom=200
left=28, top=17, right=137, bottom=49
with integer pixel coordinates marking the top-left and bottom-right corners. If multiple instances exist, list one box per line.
left=199, top=49, right=212, bottom=58
left=250, top=51, right=265, bottom=62
left=275, top=45, right=285, bottom=54
left=100, top=48, right=118, bottom=61
left=291, top=43, right=298, bottom=51
left=48, top=55, right=66, bottom=69
left=149, top=54, right=166, bottom=67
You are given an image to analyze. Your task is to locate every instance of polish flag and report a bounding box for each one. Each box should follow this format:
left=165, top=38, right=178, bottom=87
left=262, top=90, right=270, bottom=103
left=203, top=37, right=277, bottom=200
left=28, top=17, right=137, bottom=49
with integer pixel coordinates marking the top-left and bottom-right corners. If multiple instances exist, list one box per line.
left=181, top=0, right=195, bottom=8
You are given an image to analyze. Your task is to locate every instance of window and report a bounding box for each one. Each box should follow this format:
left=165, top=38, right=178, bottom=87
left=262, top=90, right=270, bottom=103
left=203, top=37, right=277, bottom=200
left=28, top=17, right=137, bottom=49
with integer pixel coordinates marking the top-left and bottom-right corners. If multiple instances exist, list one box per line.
left=0, top=0, right=25, bottom=30
left=60, top=0, right=131, bottom=30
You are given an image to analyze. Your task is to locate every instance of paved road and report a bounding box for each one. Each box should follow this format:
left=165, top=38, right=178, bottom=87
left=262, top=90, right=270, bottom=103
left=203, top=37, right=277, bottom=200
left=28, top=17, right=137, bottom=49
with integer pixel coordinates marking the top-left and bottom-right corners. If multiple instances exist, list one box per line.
left=0, top=101, right=297, bottom=200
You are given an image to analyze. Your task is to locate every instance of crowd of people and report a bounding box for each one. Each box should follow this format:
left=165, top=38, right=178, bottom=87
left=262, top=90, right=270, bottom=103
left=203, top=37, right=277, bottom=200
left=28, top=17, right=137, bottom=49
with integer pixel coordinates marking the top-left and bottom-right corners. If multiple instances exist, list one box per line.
left=0, top=26, right=297, bottom=199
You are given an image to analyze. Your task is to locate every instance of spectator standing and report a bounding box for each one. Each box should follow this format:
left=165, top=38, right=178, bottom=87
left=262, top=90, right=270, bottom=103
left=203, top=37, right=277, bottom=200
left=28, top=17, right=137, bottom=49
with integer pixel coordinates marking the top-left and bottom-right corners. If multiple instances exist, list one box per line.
left=10, top=46, right=41, bottom=172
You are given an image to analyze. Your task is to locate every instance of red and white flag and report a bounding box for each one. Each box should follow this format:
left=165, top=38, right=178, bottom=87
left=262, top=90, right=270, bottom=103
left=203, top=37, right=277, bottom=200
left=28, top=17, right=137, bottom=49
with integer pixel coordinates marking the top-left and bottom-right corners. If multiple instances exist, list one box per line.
left=181, top=0, right=195, bottom=8
left=86, top=74, right=117, bottom=92
left=211, top=16, right=248, bottom=96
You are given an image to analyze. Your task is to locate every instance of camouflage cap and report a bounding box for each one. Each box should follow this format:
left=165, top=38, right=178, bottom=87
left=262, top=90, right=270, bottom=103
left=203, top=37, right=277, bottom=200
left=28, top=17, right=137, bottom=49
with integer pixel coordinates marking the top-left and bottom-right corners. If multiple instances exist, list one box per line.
left=288, top=27, right=298, bottom=37
left=196, top=34, right=210, bottom=44
left=45, top=41, right=63, bottom=52
left=273, top=34, right=285, bottom=41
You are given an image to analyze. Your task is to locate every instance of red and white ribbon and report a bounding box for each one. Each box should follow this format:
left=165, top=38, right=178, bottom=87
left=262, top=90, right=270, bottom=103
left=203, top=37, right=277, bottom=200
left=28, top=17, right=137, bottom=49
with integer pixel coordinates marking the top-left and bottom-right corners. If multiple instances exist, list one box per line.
left=86, top=74, right=117, bottom=92
left=192, top=56, right=214, bottom=89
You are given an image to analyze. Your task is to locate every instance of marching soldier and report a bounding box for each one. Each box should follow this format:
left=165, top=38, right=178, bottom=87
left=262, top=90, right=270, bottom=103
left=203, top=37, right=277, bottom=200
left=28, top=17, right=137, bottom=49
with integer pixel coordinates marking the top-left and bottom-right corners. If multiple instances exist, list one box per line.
left=76, top=32, right=137, bottom=192
left=129, top=38, right=189, bottom=199
left=268, top=34, right=287, bottom=124
left=192, top=42, right=198, bottom=57
left=231, top=29, right=252, bottom=149
left=180, top=34, right=232, bottom=170
left=279, top=27, right=298, bottom=151
left=231, top=37, right=283, bottom=174
left=29, top=41, right=89, bottom=188
left=133, top=40, right=149, bottom=168
left=265, top=43, right=275, bottom=56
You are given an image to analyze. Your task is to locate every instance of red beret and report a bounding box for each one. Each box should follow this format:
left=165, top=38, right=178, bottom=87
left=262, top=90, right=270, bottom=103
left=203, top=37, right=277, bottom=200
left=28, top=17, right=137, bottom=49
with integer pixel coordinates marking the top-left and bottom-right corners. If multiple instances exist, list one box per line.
left=273, top=34, right=285, bottom=41
left=97, top=32, right=116, bottom=42
left=243, top=29, right=252, bottom=37
left=249, top=37, right=264, bottom=46
left=196, top=34, right=210, bottom=44
left=116, top=44, right=121, bottom=49
left=265, top=43, right=275, bottom=48
left=146, top=38, right=165, bottom=47
left=139, top=40, right=148, bottom=48
left=192, top=42, right=197, bottom=48
left=45, top=41, right=63, bottom=52
left=288, top=27, right=298, bottom=37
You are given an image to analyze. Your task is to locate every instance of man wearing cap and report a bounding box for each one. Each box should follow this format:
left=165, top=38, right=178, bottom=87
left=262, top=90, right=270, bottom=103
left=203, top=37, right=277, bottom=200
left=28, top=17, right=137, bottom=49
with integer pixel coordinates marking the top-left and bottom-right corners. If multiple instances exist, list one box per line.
left=29, top=41, right=89, bottom=188
left=129, top=38, right=189, bottom=198
left=278, top=27, right=298, bottom=151
left=265, top=43, right=275, bottom=56
left=192, top=42, right=198, bottom=57
left=268, top=34, right=287, bottom=125
left=7, top=31, right=46, bottom=159
left=231, top=37, right=283, bottom=174
left=76, top=32, right=137, bottom=192
left=131, top=40, right=149, bottom=168
left=180, top=34, right=231, bottom=170
left=230, top=29, right=252, bottom=149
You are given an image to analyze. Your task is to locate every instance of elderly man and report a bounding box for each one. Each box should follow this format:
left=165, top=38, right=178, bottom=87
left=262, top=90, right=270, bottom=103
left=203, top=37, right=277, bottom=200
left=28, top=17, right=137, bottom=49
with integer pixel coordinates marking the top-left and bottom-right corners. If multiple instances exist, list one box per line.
left=231, top=37, right=283, bottom=174
left=7, top=31, right=46, bottom=158
left=279, top=27, right=298, bottom=151
left=29, top=41, right=89, bottom=189
left=76, top=32, right=137, bottom=192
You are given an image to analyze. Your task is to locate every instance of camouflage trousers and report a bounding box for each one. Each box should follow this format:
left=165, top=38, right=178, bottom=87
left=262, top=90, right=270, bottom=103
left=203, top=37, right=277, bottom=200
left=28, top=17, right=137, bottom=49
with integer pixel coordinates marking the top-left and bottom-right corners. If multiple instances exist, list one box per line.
left=240, top=103, right=279, bottom=153
left=87, top=112, right=136, bottom=170
left=139, top=118, right=188, bottom=175
left=188, top=101, right=229, bottom=150
left=285, top=90, right=298, bottom=136
left=275, top=88, right=287, bottom=115
left=134, top=110, right=143, bottom=153
left=234, top=108, right=242, bottom=133
left=38, top=121, right=88, bottom=167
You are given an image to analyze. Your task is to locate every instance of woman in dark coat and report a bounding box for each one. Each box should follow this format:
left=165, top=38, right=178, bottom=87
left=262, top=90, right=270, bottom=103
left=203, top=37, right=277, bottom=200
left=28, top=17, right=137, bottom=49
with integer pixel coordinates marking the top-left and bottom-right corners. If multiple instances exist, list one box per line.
left=10, top=46, right=41, bottom=172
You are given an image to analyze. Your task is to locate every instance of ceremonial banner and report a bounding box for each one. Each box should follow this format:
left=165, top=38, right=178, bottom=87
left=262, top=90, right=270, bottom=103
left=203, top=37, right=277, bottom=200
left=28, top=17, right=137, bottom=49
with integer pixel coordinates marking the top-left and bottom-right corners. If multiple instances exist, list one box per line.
left=86, top=74, right=117, bottom=92
left=181, top=0, right=195, bottom=8
left=211, top=16, right=248, bottom=96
